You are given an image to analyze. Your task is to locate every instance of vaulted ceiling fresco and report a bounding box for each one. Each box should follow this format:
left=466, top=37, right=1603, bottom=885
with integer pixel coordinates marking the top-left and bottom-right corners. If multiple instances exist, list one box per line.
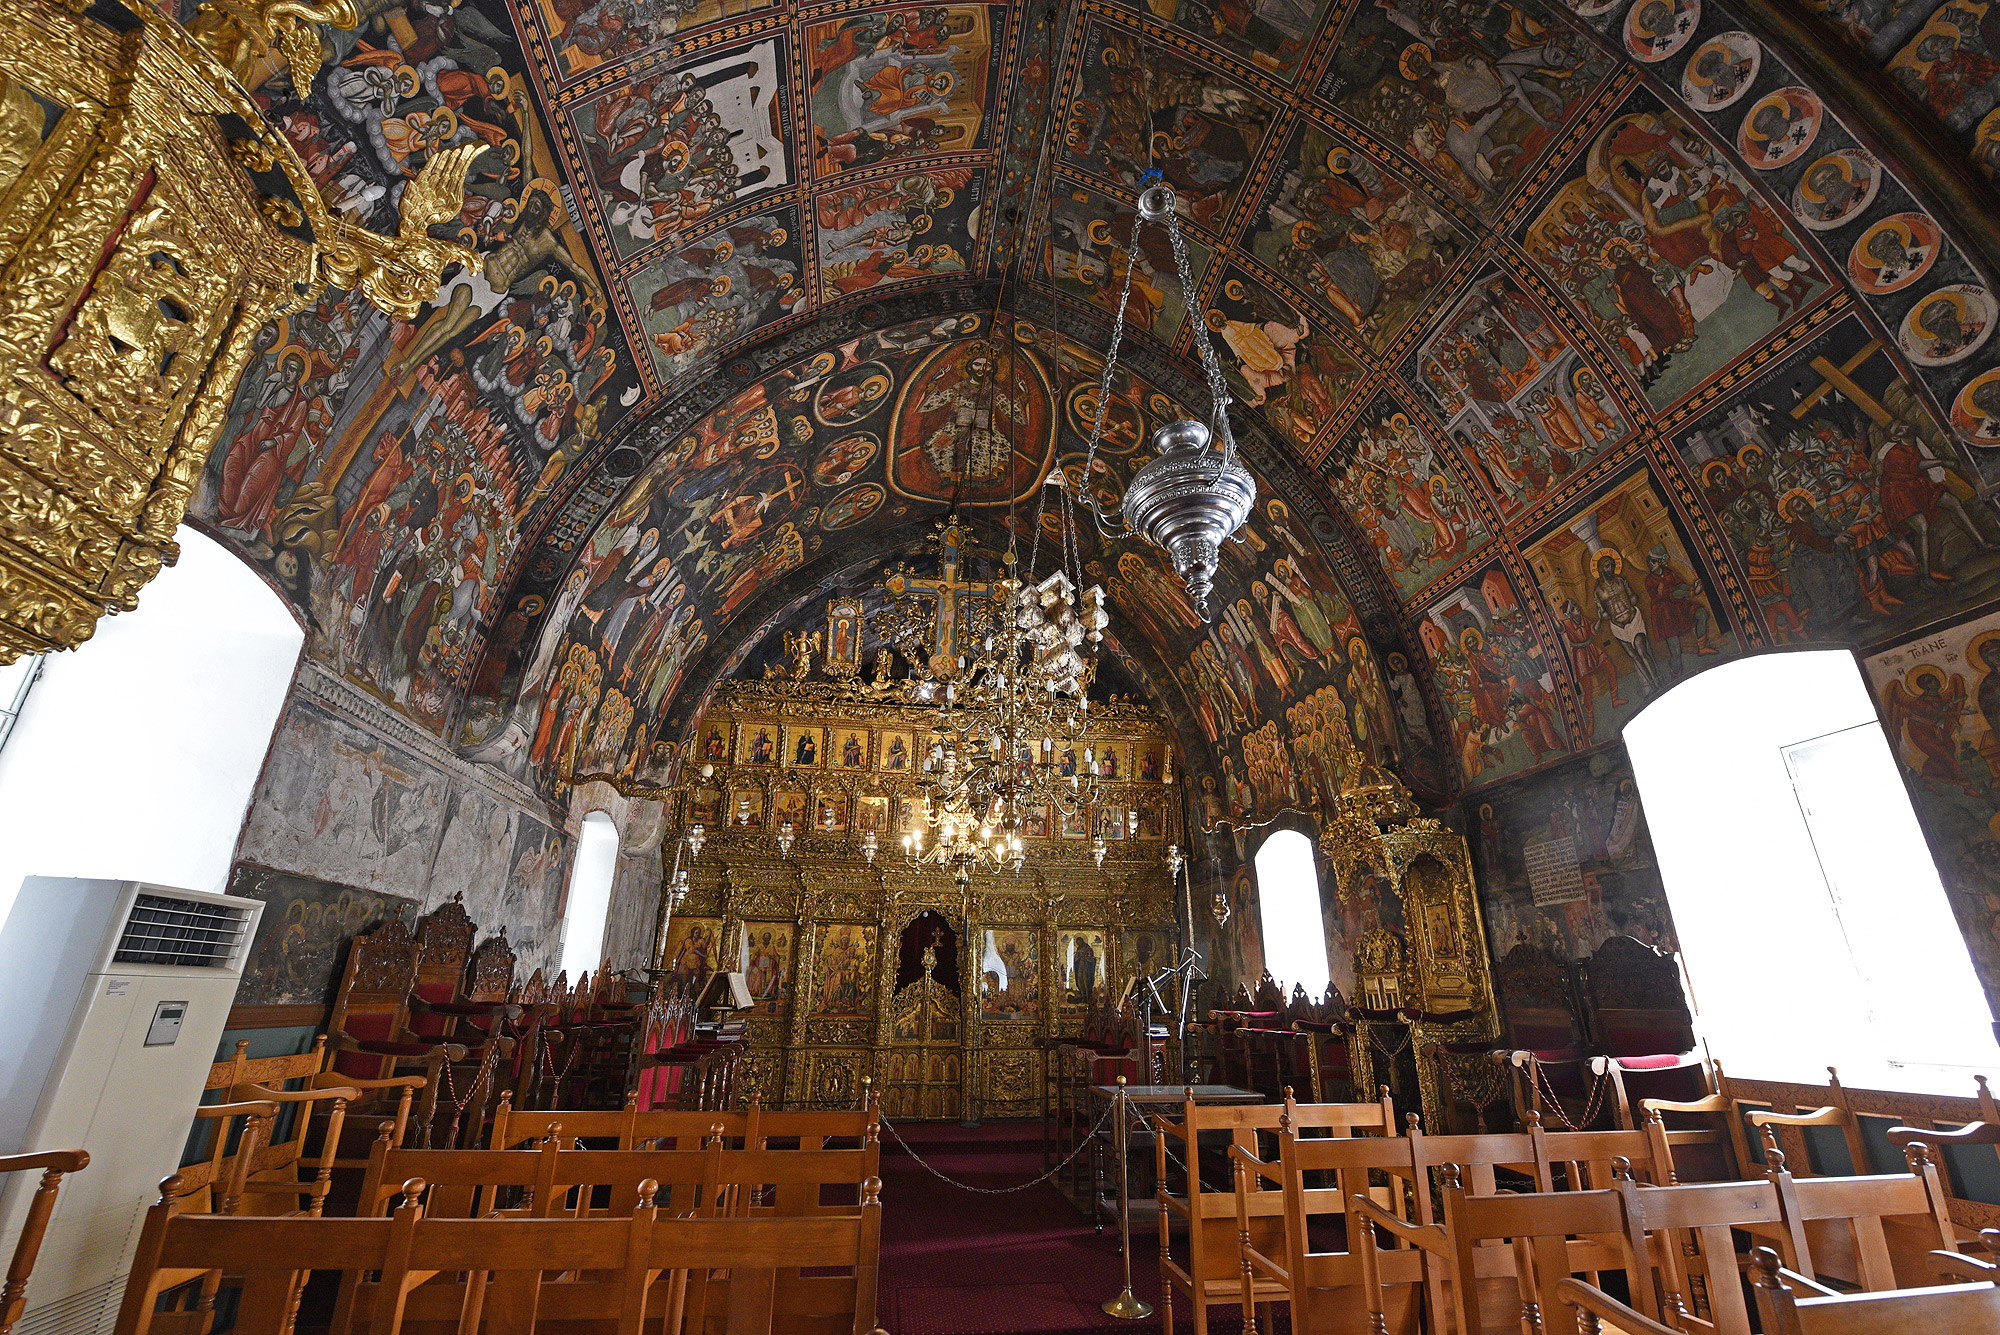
left=187, top=0, right=2000, bottom=819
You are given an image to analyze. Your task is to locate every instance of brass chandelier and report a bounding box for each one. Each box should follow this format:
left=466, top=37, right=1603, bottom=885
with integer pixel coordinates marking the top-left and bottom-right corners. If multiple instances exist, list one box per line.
left=883, top=313, right=1112, bottom=886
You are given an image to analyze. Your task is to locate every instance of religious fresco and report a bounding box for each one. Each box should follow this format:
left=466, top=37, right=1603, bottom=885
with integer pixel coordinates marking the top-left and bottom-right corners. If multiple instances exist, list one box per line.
left=1417, top=563, right=1569, bottom=787
left=630, top=211, right=805, bottom=381
left=1466, top=743, right=1678, bottom=962
left=229, top=866, right=420, bottom=1008
left=1205, top=269, right=1365, bottom=451
left=1163, top=0, right=1337, bottom=78
left=1061, top=23, right=1276, bottom=225
left=1524, top=468, right=1735, bottom=747
left=1325, top=392, right=1490, bottom=601
left=816, top=166, right=983, bottom=299
left=1044, top=179, right=1212, bottom=343
left=1863, top=611, right=2000, bottom=1015
left=1243, top=121, right=1468, bottom=354
left=1316, top=0, right=1614, bottom=212
left=1520, top=90, right=1831, bottom=410
left=194, top=1, right=642, bottom=733
left=568, top=37, right=794, bottom=262
left=240, top=699, right=453, bottom=895
left=1411, top=272, right=1635, bottom=519
left=521, top=0, right=774, bottom=80
left=1676, top=315, right=2000, bottom=646
left=805, top=4, right=1000, bottom=175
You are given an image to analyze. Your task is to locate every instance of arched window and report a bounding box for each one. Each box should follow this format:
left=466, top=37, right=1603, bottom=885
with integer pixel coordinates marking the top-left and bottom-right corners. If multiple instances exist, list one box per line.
left=0, top=528, right=302, bottom=921
left=1255, top=829, right=1331, bottom=997
left=1626, top=651, right=1997, bottom=1093
left=559, top=812, right=620, bottom=978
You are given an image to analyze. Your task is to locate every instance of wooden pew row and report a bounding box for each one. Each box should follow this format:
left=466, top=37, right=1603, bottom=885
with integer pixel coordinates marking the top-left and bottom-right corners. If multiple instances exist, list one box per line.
left=115, top=1176, right=885, bottom=1335
left=1214, top=1099, right=1965, bottom=1335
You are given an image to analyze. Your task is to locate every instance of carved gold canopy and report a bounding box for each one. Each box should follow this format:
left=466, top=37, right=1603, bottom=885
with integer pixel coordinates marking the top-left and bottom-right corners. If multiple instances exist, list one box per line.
left=0, top=0, right=474, bottom=660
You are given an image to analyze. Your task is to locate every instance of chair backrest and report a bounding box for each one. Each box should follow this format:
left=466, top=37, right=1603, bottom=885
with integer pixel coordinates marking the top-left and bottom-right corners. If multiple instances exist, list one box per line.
left=1436, top=1171, right=1646, bottom=1335
left=354, top=1127, right=721, bottom=1221
left=1749, top=1245, right=2000, bottom=1335
left=466, top=929, right=516, bottom=1002
left=1493, top=942, right=1583, bottom=1050
left=1403, top=1118, right=1547, bottom=1216
left=326, top=914, right=421, bottom=1074
left=1532, top=1121, right=1671, bottom=1189
left=1580, top=934, right=1694, bottom=1057
left=124, top=1178, right=883, bottom=1335
left=0, top=1151, right=88, bottom=1335
left=488, top=1097, right=751, bottom=1150
left=1766, top=1142, right=1956, bottom=1291
left=1617, top=1177, right=1786, bottom=1335
left=1254, top=1127, right=1425, bottom=1335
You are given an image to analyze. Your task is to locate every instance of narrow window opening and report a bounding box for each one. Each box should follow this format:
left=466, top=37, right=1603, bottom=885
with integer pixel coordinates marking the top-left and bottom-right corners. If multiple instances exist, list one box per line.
left=559, top=812, right=620, bottom=978
left=1255, top=829, right=1331, bottom=999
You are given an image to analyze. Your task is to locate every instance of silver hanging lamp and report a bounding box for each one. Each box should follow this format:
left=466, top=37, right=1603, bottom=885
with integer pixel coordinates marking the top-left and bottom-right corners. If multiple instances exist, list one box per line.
left=1077, top=176, right=1256, bottom=620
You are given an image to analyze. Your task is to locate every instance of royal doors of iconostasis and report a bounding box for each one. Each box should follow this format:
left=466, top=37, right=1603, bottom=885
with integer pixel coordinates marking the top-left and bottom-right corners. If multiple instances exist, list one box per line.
left=882, top=910, right=964, bottom=1120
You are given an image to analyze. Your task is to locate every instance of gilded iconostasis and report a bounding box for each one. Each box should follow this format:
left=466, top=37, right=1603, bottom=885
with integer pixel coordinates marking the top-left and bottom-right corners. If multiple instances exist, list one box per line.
left=64, top=0, right=2000, bottom=1029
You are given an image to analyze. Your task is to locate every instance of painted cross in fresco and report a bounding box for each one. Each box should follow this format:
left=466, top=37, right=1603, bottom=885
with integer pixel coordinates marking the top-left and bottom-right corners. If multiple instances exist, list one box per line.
left=881, top=521, right=993, bottom=672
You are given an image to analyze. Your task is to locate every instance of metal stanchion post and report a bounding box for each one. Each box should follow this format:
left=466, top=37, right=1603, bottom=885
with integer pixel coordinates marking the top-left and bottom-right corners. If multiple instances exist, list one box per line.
left=1101, top=1075, right=1153, bottom=1319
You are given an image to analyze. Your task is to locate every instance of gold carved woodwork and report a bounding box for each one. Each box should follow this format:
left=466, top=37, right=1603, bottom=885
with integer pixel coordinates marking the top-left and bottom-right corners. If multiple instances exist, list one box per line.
left=1319, top=748, right=1499, bottom=1133
left=0, top=0, right=477, bottom=660
left=648, top=684, right=1185, bottom=1116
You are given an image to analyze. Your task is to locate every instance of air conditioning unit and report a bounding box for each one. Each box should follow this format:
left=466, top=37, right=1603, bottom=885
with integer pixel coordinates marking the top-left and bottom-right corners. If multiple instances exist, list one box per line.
left=0, top=878, right=262, bottom=1335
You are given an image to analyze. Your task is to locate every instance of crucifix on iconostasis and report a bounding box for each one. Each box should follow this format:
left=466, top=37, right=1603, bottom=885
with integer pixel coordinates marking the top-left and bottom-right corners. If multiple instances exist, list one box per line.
left=879, top=519, right=998, bottom=680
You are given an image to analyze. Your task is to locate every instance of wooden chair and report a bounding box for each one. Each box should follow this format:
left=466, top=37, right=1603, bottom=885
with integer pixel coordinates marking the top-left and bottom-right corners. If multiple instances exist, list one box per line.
left=119, top=1172, right=887, bottom=1335
left=1228, top=1118, right=1421, bottom=1335
left=488, top=1093, right=753, bottom=1150
left=687, top=1149, right=883, bottom=1335
left=1351, top=1168, right=1648, bottom=1335
left=1616, top=1175, right=1788, bottom=1335
left=1640, top=1059, right=1760, bottom=1184
left=1765, top=1138, right=1958, bottom=1291
left=1578, top=934, right=1694, bottom=1058
left=324, top=915, right=459, bottom=1145
left=1155, top=1094, right=1396, bottom=1335
left=1492, top=942, right=1584, bottom=1052
left=0, top=1150, right=88, bottom=1335
left=1749, top=1068, right=1872, bottom=1178
left=1748, top=1244, right=2000, bottom=1334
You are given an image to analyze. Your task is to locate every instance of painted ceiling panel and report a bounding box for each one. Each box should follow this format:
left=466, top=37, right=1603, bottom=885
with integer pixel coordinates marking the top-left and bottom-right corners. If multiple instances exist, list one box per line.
left=179, top=0, right=2000, bottom=815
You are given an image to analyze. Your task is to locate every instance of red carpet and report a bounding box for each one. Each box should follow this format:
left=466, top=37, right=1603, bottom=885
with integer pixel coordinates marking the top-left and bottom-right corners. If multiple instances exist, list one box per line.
left=877, top=1120, right=1262, bottom=1335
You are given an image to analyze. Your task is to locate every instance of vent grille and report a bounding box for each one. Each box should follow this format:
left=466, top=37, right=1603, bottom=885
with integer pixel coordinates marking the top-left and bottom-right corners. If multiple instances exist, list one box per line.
left=112, top=894, right=250, bottom=969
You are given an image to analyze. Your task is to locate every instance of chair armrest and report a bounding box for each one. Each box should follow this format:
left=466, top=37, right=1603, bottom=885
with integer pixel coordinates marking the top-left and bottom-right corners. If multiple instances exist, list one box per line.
left=1746, top=1106, right=1842, bottom=1129
left=312, top=1073, right=427, bottom=1092
left=1556, top=1279, right=1682, bottom=1335
left=235, top=1082, right=364, bottom=1104
left=0, top=1150, right=89, bottom=1174
left=1641, top=1094, right=1727, bottom=1115
left=1932, top=1249, right=2000, bottom=1281
left=195, top=1100, right=280, bottom=1120
left=1227, top=1143, right=1282, bottom=1187
left=1348, top=1193, right=1438, bottom=1250
left=1151, top=1113, right=1192, bottom=1145
left=1889, top=1122, right=2000, bottom=1147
